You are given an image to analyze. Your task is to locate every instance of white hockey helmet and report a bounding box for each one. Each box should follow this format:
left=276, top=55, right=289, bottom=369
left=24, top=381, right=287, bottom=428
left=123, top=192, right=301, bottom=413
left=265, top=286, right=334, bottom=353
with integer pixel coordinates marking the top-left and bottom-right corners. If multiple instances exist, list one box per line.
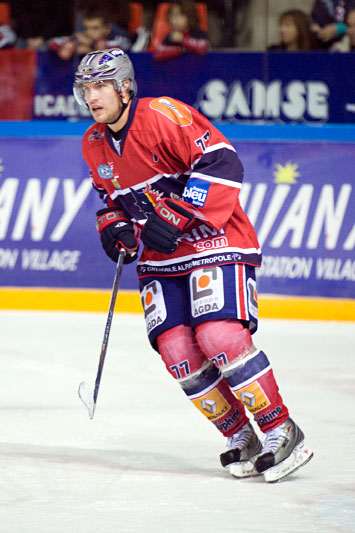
left=73, top=48, right=137, bottom=106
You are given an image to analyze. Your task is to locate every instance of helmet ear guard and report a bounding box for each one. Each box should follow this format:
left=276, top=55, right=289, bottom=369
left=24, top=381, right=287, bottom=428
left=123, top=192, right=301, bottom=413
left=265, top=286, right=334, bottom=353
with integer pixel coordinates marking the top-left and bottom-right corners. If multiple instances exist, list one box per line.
left=73, top=48, right=137, bottom=106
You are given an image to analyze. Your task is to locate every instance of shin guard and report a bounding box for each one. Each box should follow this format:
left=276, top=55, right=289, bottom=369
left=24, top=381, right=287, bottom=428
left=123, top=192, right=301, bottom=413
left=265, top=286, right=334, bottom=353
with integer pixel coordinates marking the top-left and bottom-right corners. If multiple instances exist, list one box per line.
left=195, top=320, right=289, bottom=433
left=157, top=325, right=248, bottom=436
left=223, top=350, right=289, bottom=432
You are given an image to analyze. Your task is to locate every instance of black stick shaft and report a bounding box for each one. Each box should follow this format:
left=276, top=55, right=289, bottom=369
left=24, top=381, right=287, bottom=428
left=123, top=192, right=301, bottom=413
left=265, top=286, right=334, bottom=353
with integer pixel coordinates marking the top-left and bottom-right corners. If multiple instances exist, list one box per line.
left=92, top=249, right=126, bottom=410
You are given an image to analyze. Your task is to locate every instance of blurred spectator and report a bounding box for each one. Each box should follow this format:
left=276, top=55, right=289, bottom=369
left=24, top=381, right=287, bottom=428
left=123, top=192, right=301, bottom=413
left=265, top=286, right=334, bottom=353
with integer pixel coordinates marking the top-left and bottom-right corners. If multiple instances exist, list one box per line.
left=0, top=23, right=16, bottom=48
left=268, top=9, right=315, bottom=51
left=11, top=0, right=74, bottom=50
left=332, top=8, right=355, bottom=50
left=49, top=6, right=132, bottom=60
left=347, top=8, right=355, bottom=49
left=311, top=0, right=355, bottom=50
left=153, top=1, right=210, bottom=61
left=0, top=4, right=16, bottom=48
left=207, top=0, right=239, bottom=48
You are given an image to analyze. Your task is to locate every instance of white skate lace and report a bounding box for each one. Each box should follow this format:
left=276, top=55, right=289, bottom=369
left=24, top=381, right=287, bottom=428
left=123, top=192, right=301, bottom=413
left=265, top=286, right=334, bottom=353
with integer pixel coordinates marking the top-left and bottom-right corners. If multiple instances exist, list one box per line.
left=261, top=426, right=287, bottom=454
left=227, top=424, right=252, bottom=450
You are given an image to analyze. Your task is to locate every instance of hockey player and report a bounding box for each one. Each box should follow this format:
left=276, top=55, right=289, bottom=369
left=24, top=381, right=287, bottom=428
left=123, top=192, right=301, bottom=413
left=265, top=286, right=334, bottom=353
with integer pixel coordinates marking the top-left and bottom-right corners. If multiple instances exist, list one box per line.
left=74, top=48, right=313, bottom=483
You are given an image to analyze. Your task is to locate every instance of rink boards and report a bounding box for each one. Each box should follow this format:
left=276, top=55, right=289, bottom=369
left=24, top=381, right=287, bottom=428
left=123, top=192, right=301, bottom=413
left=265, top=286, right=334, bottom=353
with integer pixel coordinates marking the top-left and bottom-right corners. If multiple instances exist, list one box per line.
left=0, top=122, right=354, bottom=320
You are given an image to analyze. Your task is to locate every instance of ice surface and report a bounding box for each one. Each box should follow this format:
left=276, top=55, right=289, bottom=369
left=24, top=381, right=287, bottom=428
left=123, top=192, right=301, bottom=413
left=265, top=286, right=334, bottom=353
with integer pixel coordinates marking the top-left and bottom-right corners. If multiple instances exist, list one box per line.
left=0, top=310, right=354, bottom=532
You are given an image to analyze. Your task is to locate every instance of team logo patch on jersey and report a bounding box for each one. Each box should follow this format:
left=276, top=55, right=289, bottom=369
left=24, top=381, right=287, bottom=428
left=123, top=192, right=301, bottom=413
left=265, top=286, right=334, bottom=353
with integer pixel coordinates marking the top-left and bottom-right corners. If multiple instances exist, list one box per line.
left=190, top=267, right=224, bottom=318
left=141, top=280, right=167, bottom=334
left=150, top=97, right=192, bottom=127
left=182, top=178, right=210, bottom=207
left=233, top=381, right=271, bottom=414
left=97, top=164, right=113, bottom=179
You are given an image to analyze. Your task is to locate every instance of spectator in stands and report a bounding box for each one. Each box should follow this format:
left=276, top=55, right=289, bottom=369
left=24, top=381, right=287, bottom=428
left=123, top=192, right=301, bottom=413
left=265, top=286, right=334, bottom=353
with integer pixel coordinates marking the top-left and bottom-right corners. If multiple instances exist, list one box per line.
left=311, top=0, right=355, bottom=50
left=331, top=8, right=355, bottom=50
left=347, top=8, right=355, bottom=49
left=0, top=15, right=16, bottom=49
left=268, top=9, right=315, bottom=51
left=49, top=6, right=131, bottom=60
left=153, top=1, right=210, bottom=61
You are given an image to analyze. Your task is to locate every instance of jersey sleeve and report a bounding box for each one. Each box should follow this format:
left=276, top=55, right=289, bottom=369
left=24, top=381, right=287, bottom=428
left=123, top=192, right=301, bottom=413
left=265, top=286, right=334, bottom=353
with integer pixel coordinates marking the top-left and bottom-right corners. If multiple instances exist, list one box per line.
left=150, top=98, right=243, bottom=230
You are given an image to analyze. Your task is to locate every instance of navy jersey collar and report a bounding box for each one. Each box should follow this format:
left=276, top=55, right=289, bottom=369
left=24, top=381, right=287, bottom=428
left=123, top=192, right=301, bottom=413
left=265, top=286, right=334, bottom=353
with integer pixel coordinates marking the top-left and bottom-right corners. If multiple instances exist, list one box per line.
left=105, top=96, right=139, bottom=156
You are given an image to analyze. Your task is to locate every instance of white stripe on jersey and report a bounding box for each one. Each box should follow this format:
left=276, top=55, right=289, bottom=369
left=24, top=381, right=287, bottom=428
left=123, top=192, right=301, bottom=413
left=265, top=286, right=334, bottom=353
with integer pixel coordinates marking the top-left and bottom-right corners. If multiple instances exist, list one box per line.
left=191, top=142, right=236, bottom=169
left=110, top=170, right=190, bottom=200
left=190, top=172, right=242, bottom=189
left=205, top=142, right=236, bottom=154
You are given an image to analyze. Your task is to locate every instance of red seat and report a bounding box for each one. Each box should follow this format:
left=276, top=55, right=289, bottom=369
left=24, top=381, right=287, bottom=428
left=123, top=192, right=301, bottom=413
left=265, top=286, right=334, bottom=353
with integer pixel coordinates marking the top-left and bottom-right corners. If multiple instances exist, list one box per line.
left=0, top=2, right=10, bottom=24
left=129, top=2, right=144, bottom=34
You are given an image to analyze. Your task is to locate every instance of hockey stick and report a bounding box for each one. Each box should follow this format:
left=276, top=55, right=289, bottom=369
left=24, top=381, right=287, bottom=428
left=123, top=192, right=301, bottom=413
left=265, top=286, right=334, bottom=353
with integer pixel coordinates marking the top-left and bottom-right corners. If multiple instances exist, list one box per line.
left=78, top=248, right=126, bottom=419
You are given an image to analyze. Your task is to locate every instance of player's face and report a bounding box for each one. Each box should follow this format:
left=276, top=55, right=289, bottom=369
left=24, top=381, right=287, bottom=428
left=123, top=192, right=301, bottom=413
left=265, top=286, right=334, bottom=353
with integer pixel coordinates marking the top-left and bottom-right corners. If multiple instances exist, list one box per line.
left=82, top=80, right=122, bottom=123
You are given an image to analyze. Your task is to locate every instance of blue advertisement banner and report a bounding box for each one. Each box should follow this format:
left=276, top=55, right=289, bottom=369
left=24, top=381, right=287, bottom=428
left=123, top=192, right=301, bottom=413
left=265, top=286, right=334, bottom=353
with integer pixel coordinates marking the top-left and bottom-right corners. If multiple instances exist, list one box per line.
left=0, top=136, right=138, bottom=291
left=32, top=51, right=355, bottom=124
left=0, top=125, right=354, bottom=299
left=236, top=141, right=355, bottom=299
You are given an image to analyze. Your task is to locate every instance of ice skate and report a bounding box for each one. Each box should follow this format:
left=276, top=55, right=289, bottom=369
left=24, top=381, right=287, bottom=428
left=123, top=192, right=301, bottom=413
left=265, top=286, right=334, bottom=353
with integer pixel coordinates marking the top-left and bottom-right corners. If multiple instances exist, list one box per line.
left=254, top=418, right=313, bottom=483
left=220, top=422, right=262, bottom=478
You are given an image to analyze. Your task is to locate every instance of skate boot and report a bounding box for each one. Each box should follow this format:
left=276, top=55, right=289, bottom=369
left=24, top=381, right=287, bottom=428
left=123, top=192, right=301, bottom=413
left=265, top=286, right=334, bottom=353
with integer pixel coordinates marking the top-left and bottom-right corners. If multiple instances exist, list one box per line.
left=220, top=422, right=262, bottom=478
left=255, top=418, right=313, bottom=483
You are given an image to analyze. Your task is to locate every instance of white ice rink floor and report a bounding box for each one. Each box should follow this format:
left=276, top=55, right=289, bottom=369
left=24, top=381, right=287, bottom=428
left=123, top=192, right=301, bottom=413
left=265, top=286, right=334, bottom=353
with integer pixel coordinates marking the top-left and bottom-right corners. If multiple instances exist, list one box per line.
left=0, top=310, right=354, bottom=533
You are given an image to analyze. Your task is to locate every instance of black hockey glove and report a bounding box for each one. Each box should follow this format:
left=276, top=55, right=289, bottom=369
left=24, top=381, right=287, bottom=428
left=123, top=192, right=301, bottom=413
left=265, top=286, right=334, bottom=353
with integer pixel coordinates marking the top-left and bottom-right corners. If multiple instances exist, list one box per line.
left=96, top=207, right=139, bottom=264
left=141, top=198, right=195, bottom=254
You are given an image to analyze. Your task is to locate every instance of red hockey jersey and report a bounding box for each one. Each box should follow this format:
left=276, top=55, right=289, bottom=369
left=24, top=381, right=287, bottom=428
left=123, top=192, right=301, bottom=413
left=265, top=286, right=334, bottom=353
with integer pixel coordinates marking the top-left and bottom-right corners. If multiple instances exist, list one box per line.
left=82, top=96, right=261, bottom=278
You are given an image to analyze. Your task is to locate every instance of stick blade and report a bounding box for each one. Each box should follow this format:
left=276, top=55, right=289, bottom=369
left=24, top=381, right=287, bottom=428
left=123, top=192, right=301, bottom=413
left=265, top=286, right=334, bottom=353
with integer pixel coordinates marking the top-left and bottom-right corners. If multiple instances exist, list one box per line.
left=78, top=381, right=95, bottom=419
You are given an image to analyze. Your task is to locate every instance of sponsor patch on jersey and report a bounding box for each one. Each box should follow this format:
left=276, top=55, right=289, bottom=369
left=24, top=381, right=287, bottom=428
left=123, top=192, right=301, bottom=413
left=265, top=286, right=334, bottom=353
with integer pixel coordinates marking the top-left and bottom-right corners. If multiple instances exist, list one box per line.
left=97, top=164, right=113, bottom=179
left=191, top=388, right=231, bottom=422
left=182, top=178, right=210, bottom=207
left=141, top=280, right=167, bottom=334
left=111, top=177, right=121, bottom=190
left=194, top=235, right=228, bottom=253
left=233, top=381, right=271, bottom=414
left=190, top=267, right=224, bottom=318
left=88, top=129, right=104, bottom=142
left=247, top=278, right=258, bottom=319
left=150, top=97, right=192, bottom=127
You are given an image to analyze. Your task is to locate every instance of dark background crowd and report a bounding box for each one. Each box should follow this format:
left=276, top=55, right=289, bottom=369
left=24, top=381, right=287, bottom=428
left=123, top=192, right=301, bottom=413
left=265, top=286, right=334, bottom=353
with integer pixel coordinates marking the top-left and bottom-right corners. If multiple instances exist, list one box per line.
left=1, top=0, right=355, bottom=57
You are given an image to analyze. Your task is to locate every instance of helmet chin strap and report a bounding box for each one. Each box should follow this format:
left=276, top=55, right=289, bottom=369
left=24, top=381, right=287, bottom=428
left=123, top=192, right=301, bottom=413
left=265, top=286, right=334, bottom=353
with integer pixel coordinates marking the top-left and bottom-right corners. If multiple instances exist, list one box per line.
left=106, top=102, right=128, bottom=125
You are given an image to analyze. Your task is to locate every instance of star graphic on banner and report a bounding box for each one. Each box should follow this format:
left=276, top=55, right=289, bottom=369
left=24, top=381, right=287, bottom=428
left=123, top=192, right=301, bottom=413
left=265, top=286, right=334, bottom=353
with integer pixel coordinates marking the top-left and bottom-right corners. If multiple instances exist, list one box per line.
left=273, top=162, right=300, bottom=184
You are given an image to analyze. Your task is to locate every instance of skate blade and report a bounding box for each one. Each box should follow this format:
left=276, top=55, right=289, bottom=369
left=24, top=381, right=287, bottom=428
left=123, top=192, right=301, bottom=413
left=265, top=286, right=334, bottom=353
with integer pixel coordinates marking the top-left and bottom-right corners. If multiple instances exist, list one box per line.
left=263, top=441, right=313, bottom=483
left=230, top=460, right=262, bottom=479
